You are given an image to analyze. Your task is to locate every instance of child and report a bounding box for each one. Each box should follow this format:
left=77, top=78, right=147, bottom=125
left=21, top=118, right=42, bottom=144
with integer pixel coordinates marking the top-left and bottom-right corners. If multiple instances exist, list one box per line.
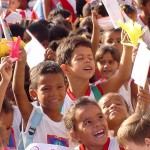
left=5, top=0, right=22, bottom=24
left=121, top=4, right=137, bottom=21
left=117, top=113, right=150, bottom=150
left=136, top=0, right=150, bottom=47
left=0, top=56, right=13, bottom=149
left=12, top=48, right=69, bottom=149
left=95, top=45, right=136, bottom=112
left=98, top=92, right=130, bottom=137
left=0, top=56, right=12, bottom=110
left=98, top=86, right=150, bottom=137
left=56, top=36, right=133, bottom=114
left=101, top=28, right=123, bottom=55
left=63, top=96, right=124, bottom=150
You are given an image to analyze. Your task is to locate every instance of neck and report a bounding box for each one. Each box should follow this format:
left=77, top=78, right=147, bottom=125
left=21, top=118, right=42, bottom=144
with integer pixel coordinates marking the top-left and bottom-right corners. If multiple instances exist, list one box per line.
left=108, top=121, right=122, bottom=137
left=42, top=107, right=63, bottom=122
left=67, top=78, right=90, bottom=98
left=85, top=145, right=103, bottom=150
left=140, top=12, right=148, bottom=25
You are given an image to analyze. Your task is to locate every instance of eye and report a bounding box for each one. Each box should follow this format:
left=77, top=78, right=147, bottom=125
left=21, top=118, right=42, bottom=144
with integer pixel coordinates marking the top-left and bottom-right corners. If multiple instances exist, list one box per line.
left=99, top=60, right=105, bottom=65
left=98, top=114, right=104, bottom=120
left=57, top=85, right=64, bottom=89
left=42, top=87, right=49, bottom=91
left=84, top=120, right=92, bottom=126
left=117, top=39, right=121, bottom=43
left=109, top=61, right=114, bottom=64
left=88, top=56, right=94, bottom=60
left=103, top=104, right=110, bottom=109
left=77, top=57, right=84, bottom=60
left=107, top=39, right=113, bottom=44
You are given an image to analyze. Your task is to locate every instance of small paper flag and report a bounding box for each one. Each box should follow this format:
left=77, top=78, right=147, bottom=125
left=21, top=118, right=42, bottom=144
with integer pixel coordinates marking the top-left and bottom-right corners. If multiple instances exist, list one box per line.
left=8, top=36, right=21, bottom=62
left=118, top=20, right=146, bottom=47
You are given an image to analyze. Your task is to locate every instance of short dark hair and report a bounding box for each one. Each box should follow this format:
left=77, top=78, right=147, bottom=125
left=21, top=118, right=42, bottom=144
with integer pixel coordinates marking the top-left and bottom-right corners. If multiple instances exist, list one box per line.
left=49, top=25, right=69, bottom=42
left=56, top=36, right=92, bottom=65
left=27, top=22, right=49, bottom=42
left=30, top=61, right=65, bottom=89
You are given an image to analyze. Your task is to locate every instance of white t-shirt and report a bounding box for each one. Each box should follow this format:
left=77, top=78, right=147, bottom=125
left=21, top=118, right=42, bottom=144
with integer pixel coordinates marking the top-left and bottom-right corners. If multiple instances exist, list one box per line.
left=61, top=85, right=102, bottom=114
left=74, top=137, right=120, bottom=150
left=22, top=106, right=69, bottom=148
left=118, top=78, right=134, bottom=113
left=5, top=12, right=22, bottom=24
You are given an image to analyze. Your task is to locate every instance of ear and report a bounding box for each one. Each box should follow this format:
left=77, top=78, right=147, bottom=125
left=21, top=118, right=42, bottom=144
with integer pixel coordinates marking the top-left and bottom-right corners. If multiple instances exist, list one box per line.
left=69, top=130, right=80, bottom=142
left=61, top=64, right=69, bottom=75
left=145, top=138, right=150, bottom=147
left=29, top=89, right=38, bottom=100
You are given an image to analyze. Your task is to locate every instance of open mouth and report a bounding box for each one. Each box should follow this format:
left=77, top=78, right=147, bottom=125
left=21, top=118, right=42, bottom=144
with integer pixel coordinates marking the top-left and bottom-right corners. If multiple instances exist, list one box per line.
left=94, top=129, right=105, bottom=138
left=83, top=67, right=92, bottom=71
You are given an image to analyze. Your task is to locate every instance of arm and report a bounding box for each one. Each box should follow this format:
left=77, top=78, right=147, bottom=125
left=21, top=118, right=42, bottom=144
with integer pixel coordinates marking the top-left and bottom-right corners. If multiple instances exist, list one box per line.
left=91, top=11, right=100, bottom=56
left=0, top=56, right=12, bottom=111
left=42, top=0, right=51, bottom=20
left=12, top=48, right=33, bottom=129
left=100, top=44, right=133, bottom=94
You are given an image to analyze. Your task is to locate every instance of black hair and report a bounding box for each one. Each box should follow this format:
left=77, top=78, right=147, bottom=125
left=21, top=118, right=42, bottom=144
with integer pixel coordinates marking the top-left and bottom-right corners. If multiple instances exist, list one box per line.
left=49, top=25, right=69, bottom=42
left=30, top=61, right=65, bottom=90
left=27, top=22, right=49, bottom=42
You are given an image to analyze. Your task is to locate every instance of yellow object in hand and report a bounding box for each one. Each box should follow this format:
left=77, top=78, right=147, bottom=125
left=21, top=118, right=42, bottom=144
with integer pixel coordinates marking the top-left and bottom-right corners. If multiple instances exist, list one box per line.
left=118, top=20, right=146, bottom=47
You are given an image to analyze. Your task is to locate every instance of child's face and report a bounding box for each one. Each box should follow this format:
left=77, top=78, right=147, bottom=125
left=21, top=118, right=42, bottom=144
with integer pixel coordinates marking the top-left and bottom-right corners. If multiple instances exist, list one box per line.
left=35, top=73, right=66, bottom=111
left=0, top=112, right=13, bottom=147
left=122, top=140, right=150, bottom=150
left=8, top=0, right=20, bottom=12
left=68, top=46, right=95, bottom=80
left=99, top=94, right=128, bottom=125
left=96, top=52, right=119, bottom=79
left=103, top=31, right=123, bottom=55
left=73, top=104, right=108, bottom=149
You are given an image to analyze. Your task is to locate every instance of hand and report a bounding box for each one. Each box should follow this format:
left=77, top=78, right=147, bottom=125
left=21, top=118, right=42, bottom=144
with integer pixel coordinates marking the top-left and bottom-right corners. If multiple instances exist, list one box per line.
left=0, top=56, right=13, bottom=83
left=44, top=48, right=56, bottom=61
left=17, top=47, right=27, bottom=63
left=91, top=10, right=101, bottom=30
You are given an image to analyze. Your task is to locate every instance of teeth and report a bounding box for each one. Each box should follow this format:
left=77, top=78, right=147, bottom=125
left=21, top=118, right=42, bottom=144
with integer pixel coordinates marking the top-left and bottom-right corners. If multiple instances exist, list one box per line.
left=94, top=130, right=105, bottom=137
left=84, top=67, right=91, bottom=70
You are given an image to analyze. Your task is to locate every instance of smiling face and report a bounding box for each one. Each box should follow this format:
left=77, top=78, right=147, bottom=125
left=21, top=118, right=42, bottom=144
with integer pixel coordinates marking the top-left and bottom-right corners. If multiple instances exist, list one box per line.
left=68, top=46, right=95, bottom=80
left=8, top=0, right=20, bottom=12
left=96, top=52, right=119, bottom=79
left=35, top=73, right=66, bottom=111
left=99, top=93, right=128, bottom=126
left=73, top=104, right=108, bottom=149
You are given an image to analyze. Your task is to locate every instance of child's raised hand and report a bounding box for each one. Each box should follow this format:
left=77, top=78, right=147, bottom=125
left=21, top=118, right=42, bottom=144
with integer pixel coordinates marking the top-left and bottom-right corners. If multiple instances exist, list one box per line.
left=44, top=48, right=56, bottom=61
left=17, top=47, right=27, bottom=63
left=91, top=10, right=101, bottom=30
left=0, top=56, right=13, bottom=83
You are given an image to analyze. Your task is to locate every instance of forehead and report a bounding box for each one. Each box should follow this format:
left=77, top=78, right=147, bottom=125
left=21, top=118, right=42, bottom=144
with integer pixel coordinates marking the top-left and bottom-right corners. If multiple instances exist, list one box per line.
left=37, top=73, right=64, bottom=85
left=72, top=46, right=93, bottom=56
left=100, top=52, right=114, bottom=60
left=101, top=94, right=124, bottom=104
left=104, top=31, right=121, bottom=39
left=75, top=104, right=102, bottom=121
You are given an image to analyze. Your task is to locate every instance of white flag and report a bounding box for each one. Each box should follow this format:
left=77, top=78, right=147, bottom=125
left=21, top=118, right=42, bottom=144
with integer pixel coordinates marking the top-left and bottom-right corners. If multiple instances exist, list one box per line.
left=24, top=30, right=45, bottom=68
left=102, top=0, right=124, bottom=28
left=131, top=40, right=150, bottom=88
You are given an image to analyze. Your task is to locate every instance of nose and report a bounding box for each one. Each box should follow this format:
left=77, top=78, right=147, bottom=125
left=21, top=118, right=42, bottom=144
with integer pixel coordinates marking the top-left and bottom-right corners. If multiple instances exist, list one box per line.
left=85, top=57, right=90, bottom=63
left=112, top=42, right=117, bottom=47
left=94, top=120, right=101, bottom=128
left=104, top=62, right=109, bottom=68
left=110, top=103, right=117, bottom=109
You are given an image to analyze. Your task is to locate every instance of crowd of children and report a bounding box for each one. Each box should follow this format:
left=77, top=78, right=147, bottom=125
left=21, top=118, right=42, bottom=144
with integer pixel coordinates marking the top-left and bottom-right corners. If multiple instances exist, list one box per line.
left=0, top=0, right=150, bottom=150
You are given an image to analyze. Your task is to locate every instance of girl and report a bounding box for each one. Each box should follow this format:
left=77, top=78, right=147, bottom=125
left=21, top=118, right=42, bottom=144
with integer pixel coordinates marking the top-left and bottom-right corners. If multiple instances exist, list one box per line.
left=95, top=45, right=137, bottom=113
left=63, top=96, right=124, bottom=150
